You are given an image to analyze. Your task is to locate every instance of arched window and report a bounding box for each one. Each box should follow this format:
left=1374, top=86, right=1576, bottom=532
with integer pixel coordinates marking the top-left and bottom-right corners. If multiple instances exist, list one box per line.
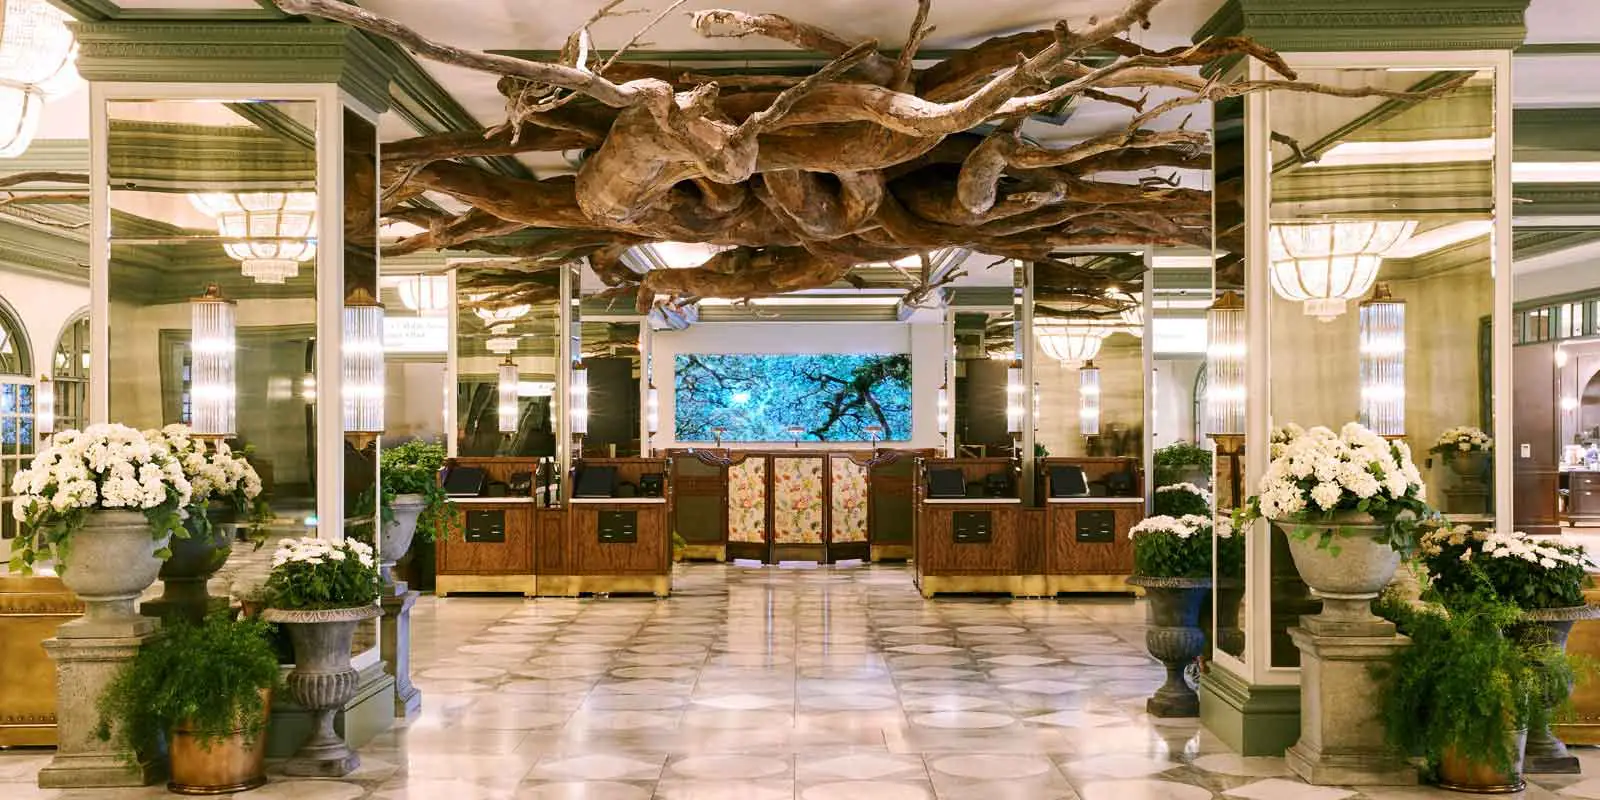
left=0, top=297, right=34, bottom=541
left=53, top=312, right=89, bottom=433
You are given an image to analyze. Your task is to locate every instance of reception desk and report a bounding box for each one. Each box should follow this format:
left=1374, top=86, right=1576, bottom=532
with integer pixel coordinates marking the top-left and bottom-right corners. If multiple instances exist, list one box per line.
left=433, top=457, right=672, bottom=597
left=0, top=575, right=82, bottom=746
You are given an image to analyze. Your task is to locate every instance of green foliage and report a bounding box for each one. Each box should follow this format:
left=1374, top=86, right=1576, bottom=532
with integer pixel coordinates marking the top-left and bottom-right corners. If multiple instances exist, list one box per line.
left=379, top=440, right=455, bottom=543
left=263, top=538, right=380, bottom=610
left=97, top=614, right=280, bottom=762
left=1153, top=485, right=1210, bottom=517
left=1154, top=441, right=1213, bottom=470
left=1131, top=517, right=1213, bottom=580
left=671, top=531, right=688, bottom=561
left=1376, top=585, right=1576, bottom=775
left=1217, top=523, right=1247, bottom=581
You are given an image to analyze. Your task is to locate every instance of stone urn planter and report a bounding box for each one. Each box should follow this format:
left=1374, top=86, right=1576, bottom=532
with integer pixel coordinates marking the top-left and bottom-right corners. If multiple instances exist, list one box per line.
left=383, top=494, right=424, bottom=592
left=1437, top=729, right=1528, bottom=794
left=261, top=605, right=382, bottom=777
left=146, top=504, right=235, bottom=624
left=1278, top=512, right=1400, bottom=626
left=1213, top=578, right=1246, bottom=658
left=58, top=509, right=171, bottom=637
left=1512, top=605, right=1600, bottom=774
left=1449, top=450, right=1490, bottom=479
left=1128, top=575, right=1210, bottom=717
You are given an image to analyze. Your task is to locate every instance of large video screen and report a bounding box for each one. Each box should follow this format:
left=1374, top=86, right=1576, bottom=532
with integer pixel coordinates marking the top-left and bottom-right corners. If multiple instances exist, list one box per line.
left=675, top=353, right=912, bottom=442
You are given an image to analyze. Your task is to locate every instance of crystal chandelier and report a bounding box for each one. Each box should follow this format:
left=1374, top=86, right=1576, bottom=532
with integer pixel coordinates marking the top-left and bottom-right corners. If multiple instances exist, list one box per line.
left=189, top=192, right=318, bottom=284
left=1358, top=283, right=1406, bottom=437
left=1205, top=291, right=1245, bottom=437
left=342, top=288, right=385, bottom=439
left=1110, top=289, right=1144, bottom=337
left=1079, top=360, right=1101, bottom=436
left=1035, top=319, right=1113, bottom=369
left=0, top=0, right=82, bottom=159
left=497, top=357, right=519, bottom=433
left=1269, top=220, right=1415, bottom=321
left=189, top=284, right=236, bottom=438
left=473, top=301, right=530, bottom=326
left=397, top=274, right=450, bottom=315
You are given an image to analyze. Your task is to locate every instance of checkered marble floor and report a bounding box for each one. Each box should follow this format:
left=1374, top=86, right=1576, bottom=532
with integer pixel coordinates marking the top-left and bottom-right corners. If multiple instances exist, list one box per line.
left=3, top=563, right=1597, bottom=799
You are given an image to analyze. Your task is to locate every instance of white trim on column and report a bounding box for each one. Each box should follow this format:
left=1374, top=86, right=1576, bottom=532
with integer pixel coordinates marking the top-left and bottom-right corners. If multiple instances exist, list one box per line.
left=88, top=82, right=109, bottom=425
left=1244, top=57, right=1279, bottom=685
left=315, top=85, right=346, bottom=541
left=445, top=268, right=459, bottom=459
left=1491, top=50, right=1515, bottom=535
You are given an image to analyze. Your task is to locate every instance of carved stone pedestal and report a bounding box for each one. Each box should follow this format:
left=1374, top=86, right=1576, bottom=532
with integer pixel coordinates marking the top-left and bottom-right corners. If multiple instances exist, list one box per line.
left=1286, top=618, right=1416, bottom=786
left=380, top=587, right=421, bottom=718
left=37, top=631, right=163, bottom=788
left=1445, top=486, right=1489, bottom=516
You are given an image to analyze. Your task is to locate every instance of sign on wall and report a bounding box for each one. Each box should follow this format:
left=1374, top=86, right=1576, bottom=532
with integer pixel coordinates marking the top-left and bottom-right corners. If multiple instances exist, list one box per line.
left=384, top=316, right=448, bottom=354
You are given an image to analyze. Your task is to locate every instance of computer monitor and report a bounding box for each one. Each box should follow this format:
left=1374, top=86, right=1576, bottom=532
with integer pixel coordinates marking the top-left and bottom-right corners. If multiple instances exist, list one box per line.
left=574, top=465, right=618, bottom=498
left=1048, top=465, right=1090, bottom=498
left=927, top=468, right=968, bottom=499
left=442, top=466, right=486, bottom=498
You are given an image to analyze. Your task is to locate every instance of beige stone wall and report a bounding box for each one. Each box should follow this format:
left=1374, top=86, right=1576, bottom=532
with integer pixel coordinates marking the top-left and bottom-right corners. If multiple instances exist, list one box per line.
left=1033, top=332, right=1144, bottom=458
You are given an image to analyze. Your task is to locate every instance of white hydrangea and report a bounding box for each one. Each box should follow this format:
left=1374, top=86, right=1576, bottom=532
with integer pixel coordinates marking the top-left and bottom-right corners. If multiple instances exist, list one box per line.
left=270, top=536, right=377, bottom=570
left=144, top=424, right=263, bottom=508
left=1130, top=514, right=1212, bottom=539
left=1433, top=425, right=1493, bottom=454
left=9, top=423, right=192, bottom=524
left=1251, top=421, right=1426, bottom=521
left=1156, top=483, right=1212, bottom=502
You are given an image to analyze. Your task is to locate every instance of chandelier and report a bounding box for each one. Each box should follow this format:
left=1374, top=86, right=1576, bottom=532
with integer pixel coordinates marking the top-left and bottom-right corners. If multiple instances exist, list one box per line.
left=397, top=274, right=450, bottom=314
left=1035, top=319, right=1113, bottom=369
left=189, top=192, right=318, bottom=284
left=1269, top=220, right=1415, bottom=321
left=1109, top=289, right=1144, bottom=337
left=0, top=0, right=81, bottom=159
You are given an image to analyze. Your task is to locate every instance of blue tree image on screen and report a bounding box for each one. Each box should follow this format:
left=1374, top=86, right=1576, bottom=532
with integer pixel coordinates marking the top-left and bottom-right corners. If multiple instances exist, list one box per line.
left=675, top=353, right=912, bottom=442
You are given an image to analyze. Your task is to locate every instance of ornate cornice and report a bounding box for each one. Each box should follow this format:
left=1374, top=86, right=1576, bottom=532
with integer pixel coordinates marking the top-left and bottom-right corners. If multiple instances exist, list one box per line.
left=1196, top=0, right=1531, bottom=53
left=71, top=20, right=397, bottom=114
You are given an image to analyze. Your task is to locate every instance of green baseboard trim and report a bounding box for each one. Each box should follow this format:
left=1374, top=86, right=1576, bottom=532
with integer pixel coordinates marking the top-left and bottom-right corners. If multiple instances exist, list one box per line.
left=267, top=663, right=396, bottom=759
left=1200, top=663, right=1302, bottom=757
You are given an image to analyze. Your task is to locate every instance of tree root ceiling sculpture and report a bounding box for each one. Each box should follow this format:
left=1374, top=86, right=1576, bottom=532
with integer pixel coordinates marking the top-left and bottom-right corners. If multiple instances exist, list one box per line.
left=276, top=0, right=1465, bottom=315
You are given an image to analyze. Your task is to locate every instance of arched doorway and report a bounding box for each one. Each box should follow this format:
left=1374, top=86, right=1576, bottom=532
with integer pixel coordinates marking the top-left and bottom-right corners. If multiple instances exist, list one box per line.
left=52, top=312, right=89, bottom=433
left=0, top=296, right=35, bottom=541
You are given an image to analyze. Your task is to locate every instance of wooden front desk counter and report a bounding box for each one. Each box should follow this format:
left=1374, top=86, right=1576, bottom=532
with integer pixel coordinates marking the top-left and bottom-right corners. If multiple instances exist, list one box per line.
left=436, top=498, right=672, bottom=598
left=914, top=498, right=1047, bottom=597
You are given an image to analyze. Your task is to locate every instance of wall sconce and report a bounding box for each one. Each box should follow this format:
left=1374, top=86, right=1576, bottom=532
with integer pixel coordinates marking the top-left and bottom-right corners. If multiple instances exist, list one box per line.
left=1079, top=360, right=1101, bottom=436
left=1556, top=347, right=1570, bottom=368
left=300, top=373, right=317, bottom=404
left=1005, top=362, right=1025, bottom=434
left=645, top=386, right=660, bottom=436
left=1358, top=282, right=1405, bottom=437
left=570, top=361, right=589, bottom=435
left=1562, top=395, right=1580, bottom=412
left=497, top=356, right=519, bottom=433
left=35, top=374, right=53, bottom=436
left=936, top=384, right=950, bottom=435
left=189, top=284, right=236, bottom=439
left=787, top=424, right=805, bottom=447
left=342, top=288, right=385, bottom=447
left=1205, top=291, right=1246, bottom=438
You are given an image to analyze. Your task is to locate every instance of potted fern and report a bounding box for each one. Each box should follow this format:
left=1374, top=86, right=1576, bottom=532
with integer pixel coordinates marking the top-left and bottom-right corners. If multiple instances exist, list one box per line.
left=96, top=614, right=280, bottom=794
left=1126, top=513, right=1213, bottom=717
left=378, top=440, right=453, bottom=592
left=1154, top=441, right=1212, bottom=488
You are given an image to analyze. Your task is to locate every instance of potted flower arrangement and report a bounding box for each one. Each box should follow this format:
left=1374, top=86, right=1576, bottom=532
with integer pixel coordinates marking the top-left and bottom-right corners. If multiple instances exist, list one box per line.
left=96, top=614, right=280, bottom=794
left=1419, top=524, right=1595, bottom=773
left=1236, top=422, right=1430, bottom=624
left=260, top=536, right=380, bottom=777
left=1431, top=426, right=1493, bottom=478
left=376, top=440, right=454, bottom=592
left=1127, top=513, right=1214, bottom=717
left=1269, top=423, right=1306, bottom=459
left=1378, top=585, right=1576, bottom=792
left=8, top=424, right=191, bottom=633
left=1154, top=441, right=1213, bottom=488
left=1154, top=483, right=1211, bottom=517
left=145, top=424, right=267, bottom=623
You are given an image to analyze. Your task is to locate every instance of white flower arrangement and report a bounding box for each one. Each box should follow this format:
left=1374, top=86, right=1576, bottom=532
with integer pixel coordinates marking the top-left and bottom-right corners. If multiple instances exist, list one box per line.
left=1156, top=483, right=1212, bottom=502
left=147, top=424, right=264, bottom=511
left=1269, top=423, right=1306, bottom=459
left=1419, top=523, right=1591, bottom=609
left=8, top=423, right=193, bottom=573
left=1240, top=422, right=1430, bottom=555
left=271, top=536, right=376, bottom=570
left=1431, top=426, right=1492, bottom=455
left=264, top=536, right=380, bottom=610
left=1130, top=514, right=1213, bottom=539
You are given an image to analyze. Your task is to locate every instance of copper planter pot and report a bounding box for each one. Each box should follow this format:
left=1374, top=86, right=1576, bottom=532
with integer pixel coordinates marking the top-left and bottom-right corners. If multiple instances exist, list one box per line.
left=1436, top=729, right=1527, bottom=794
left=167, top=689, right=271, bottom=795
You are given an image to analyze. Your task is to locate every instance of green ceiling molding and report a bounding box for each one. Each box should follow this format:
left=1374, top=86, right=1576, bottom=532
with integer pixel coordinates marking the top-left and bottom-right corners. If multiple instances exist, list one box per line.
left=70, top=21, right=397, bottom=114
left=1272, top=161, right=1492, bottom=215
left=1513, top=184, right=1600, bottom=217
left=49, top=0, right=287, bottom=21
left=1513, top=108, right=1600, bottom=158
left=1196, top=0, right=1531, bottom=53
left=107, top=120, right=315, bottom=191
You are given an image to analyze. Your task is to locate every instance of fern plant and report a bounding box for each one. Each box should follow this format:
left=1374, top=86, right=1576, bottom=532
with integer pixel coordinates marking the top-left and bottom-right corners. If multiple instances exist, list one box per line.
left=379, top=440, right=456, bottom=542
left=97, top=614, right=281, bottom=762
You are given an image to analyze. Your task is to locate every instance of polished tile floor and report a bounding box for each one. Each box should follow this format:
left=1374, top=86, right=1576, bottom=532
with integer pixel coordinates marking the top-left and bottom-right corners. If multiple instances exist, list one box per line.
left=3, top=563, right=1596, bottom=799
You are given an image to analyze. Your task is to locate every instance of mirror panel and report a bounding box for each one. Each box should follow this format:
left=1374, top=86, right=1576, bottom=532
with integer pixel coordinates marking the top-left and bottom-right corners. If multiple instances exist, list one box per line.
left=454, top=262, right=560, bottom=457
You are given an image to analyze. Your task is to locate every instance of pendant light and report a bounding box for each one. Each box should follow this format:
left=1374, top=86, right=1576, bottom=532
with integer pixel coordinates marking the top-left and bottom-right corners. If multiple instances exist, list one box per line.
left=189, top=192, right=318, bottom=284
left=1005, top=361, right=1025, bottom=434
left=1269, top=220, right=1415, bottom=321
left=1205, top=291, right=1245, bottom=438
left=1358, top=282, right=1406, bottom=437
left=1035, top=319, right=1111, bottom=369
left=342, top=288, right=385, bottom=441
left=570, top=361, right=589, bottom=435
left=1079, top=360, right=1101, bottom=436
left=34, top=374, right=52, bottom=435
left=189, top=284, right=236, bottom=438
left=645, top=385, right=659, bottom=435
left=936, top=384, right=950, bottom=435
left=0, top=0, right=81, bottom=159
left=397, top=274, right=450, bottom=315
left=497, top=356, right=519, bottom=433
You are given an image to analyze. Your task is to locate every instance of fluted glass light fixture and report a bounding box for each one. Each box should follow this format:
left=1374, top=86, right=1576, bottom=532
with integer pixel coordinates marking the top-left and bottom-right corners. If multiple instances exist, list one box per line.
left=189, top=284, right=236, bottom=438
left=570, top=362, right=589, bottom=435
left=1035, top=319, right=1111, bottom=369
left=1079, top=360, right=1101, bottom=436
left=1005, top=362, right=1025, bottom=434
left=1358, top=282, right=1406, bottom=437
left=0, top=0, right=81, bottom=159
left=342, top=288, right=385, bottom=439
left=34, top=374, right=52, bottom=435
left=397, top=274, right=450, bottom=315
left=1205, top=291, right=1245, bottom=437
left=497, top=357, right=519, bottom=433
left=936, top=385, right=950, bottom=435
left=645, top=386, right=659, bottom=435
left=1269, top=220, right=1415, bottom=321
left=189, top=192, right=317, bottom=284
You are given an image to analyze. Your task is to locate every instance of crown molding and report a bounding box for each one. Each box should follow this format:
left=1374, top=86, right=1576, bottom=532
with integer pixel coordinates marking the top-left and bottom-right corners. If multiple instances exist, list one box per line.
left=1196, top=0, right=1531, bottom=53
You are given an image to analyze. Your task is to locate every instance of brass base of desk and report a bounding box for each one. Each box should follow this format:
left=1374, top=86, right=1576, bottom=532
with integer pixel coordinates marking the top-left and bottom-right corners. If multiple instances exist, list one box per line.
left=871, top=544, right=913, bottom=562
left=917, top=574, right=1049, bottom=598
left=1553, top=721, right=1600, bottom=746
left=0, top=575, right=82, bottom=747
left=538, top=575, right=670, bottom=598
left=680, top=544, right=726, bottom=562
left=435, top=574, right=538, bottom=597
left=1048, top=574, right=1139, bottom=595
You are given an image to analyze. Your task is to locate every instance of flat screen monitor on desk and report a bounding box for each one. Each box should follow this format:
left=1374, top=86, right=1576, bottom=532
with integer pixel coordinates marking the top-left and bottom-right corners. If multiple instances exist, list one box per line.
left=927, top=468, right=968, bottom=499
left=1048, top=466, right=1090, bottom=498
left=574, top=466, right=618, bottom=498
left=442, top=467, right=486, bottom=498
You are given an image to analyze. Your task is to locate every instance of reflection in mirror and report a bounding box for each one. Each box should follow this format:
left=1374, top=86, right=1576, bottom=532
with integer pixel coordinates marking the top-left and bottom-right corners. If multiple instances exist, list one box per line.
left=105, top=99, right=319, bottom=520
left=342, top=108, right=380, bottom=544
left=575, top=266, right=643, bottom=459
left=951, top=306, right=1015, bottom=459
left=378, top=272, right=448, bottom=445
left=454, top=263, right=559, bottom=457
left=1211, top=90, right=1247, bottom=666
left=1266, top=66, right=1496, bottom=667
